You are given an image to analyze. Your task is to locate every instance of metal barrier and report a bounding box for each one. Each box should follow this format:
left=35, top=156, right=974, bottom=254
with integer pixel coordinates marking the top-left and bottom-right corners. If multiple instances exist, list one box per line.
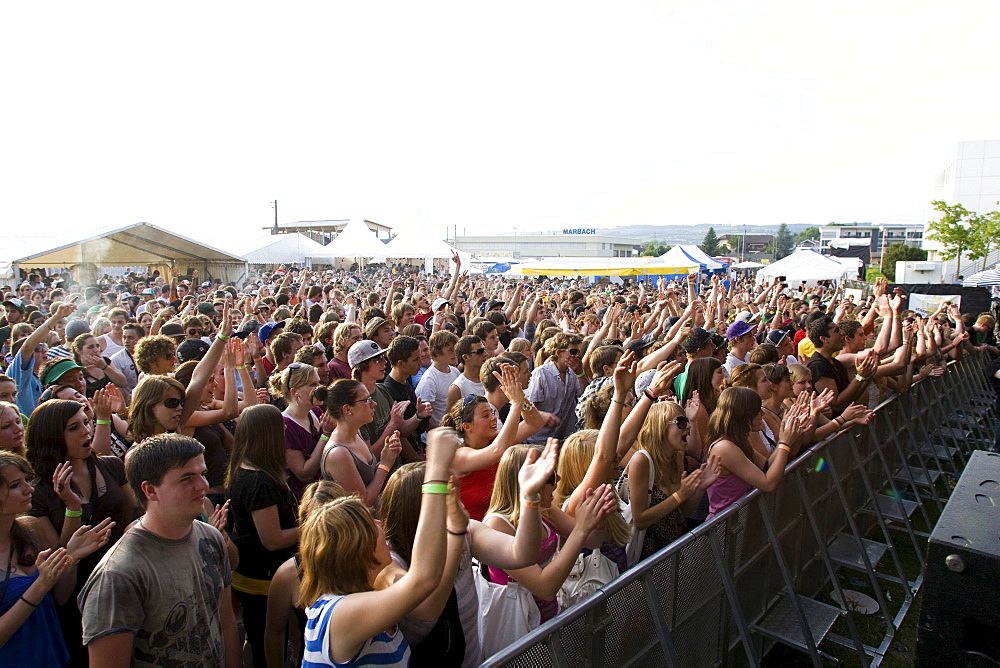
left=483, top=353, right=997, bottom=667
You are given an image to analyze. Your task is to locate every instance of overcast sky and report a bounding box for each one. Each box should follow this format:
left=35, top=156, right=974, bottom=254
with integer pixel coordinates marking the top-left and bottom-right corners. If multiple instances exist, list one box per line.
left=4, top=1, right=999, bottom=243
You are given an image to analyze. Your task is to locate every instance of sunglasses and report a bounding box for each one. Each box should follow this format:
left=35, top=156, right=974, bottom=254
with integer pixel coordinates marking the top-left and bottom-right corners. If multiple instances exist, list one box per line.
left=472, top=348, right=486, bottom=356
left=187, top=329, right=203, bottom=336
left=667, top=416, right=690, bottom=429
left=162, top=397, right=185, bottom=409
left=561, top=348, right=580, bottom=356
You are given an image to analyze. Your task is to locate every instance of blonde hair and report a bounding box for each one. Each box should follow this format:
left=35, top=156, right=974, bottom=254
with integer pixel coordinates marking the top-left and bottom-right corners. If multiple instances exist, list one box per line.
left=507, top=337, right=531, bottom=355
left=635, top=401, right=686, bottom=490
left=268, top=362, right=319, bottom=401
left=298, top=496, right=381, bottom=606
left=554, top=430, right=630, bottom=546
left=486, top=445, right=536, bottom=528
left=787, top=363, right=811, bottom=385
left=299, top=480, right=348, bottom=525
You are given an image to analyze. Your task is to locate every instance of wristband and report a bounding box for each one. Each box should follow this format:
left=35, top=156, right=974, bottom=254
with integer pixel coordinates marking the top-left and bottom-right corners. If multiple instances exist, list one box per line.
left=235, top=365, right=246, bottom=370
left=777, top=443, right=792, bottom=453
left=644, top=389, right=658, bottom=402
left=319, top=434, right=330, bottom=441
left=447, top=528, right=468, bottom=537
left=523, top=499, right=540, bottom=508
left=217, top=333, right=231, bottom=340
left=65, top=508, right=83, bottom=518
left=378, top=463, right=393, bottom=474
left=421, top=482, right=450, bottom=494
left=18, top=596, right=39, bottom=608
left=95, top=419, right=111, bottom=426
left=611, top=398, right=626, bottom=407
left=575, top=372, right=584, bottom=378
left=671, top=491, right=684, bottom=505
left=855, top=374, right=867, bottom=382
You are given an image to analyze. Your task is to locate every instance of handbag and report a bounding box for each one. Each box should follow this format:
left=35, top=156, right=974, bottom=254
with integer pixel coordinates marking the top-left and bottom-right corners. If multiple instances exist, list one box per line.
left=473, top=560, right=541, bottom=660
left=557, top=548, right=619, bottom=609
left=616, top=449, right=655, bottom=568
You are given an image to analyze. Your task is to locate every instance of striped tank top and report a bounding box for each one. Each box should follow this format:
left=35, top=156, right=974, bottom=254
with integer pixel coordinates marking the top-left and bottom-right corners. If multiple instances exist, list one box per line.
left=302, top=593, right=410, bottom=667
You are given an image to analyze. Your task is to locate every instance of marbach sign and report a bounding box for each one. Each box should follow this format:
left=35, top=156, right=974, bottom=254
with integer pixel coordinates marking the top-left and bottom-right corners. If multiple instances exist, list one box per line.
left=562, top=229, right=596, bottom=235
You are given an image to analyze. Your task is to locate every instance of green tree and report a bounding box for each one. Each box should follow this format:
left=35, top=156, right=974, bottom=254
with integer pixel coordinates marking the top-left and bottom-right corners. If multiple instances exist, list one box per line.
left=968, top=210, right=1000, bottom=271
left=795, top=226, right=820, bottom=243
left=880, top=242, right=927, bottom=281
left=701, top=227, right=720, bottom=256
left=926, top=200, right=976, bottom=277
left=641, top=241, right=668, bottom=256
left=774, top=223, right=794, bottom=259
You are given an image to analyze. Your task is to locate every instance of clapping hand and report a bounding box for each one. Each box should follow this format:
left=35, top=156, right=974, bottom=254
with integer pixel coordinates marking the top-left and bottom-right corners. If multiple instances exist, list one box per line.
left=519, top=438, right=558, bottom=499
left=208, top=500, right=230, bottom=532
left=66, top=518, right=116, bottom=561
left=53, top=462, right=83, bottom=512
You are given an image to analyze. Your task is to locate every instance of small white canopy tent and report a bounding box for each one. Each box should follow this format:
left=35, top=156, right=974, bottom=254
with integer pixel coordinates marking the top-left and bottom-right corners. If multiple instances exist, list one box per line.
left=656, top=245, right=725, bottom=272
left=315, top=219, right=389, bottom=262
left=234, top=233, right=330, bottom=267
left=0, top=222, right=247, bottom=285
left=380, top=231, right=471, bottom=273
left=756, top=249, right=847, bottom=284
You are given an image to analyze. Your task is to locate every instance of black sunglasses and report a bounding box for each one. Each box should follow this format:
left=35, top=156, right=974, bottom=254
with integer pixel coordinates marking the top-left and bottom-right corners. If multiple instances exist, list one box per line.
left=472, top=347, right=486, bottom=356
left=667, top=416, right=689, bottom=429
left=162, top=397, right=185, bottom=409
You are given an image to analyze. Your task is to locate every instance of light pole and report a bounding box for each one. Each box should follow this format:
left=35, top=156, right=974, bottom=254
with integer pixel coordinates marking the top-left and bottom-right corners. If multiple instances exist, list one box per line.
left=878, top=226, right=886, bottom=274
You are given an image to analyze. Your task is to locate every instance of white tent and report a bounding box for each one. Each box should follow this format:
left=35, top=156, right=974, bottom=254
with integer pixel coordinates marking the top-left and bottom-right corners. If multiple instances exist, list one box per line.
left=0, top=222, right=247, bottom=285
left=731, top=261, right=765, bottom=270
left=317, top=219, right=389, bottom=259
left=380, top=230, right=472, bottom=273
left=234, top=233, right=331, bottom=266
left=656, top=245, right=725, bottom=272
left=756, top=250, right=847, bottom=284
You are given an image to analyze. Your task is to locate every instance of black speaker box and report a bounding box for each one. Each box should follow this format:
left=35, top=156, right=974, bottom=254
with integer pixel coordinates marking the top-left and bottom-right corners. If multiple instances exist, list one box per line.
left=916, top=450, right=1000, bottom=666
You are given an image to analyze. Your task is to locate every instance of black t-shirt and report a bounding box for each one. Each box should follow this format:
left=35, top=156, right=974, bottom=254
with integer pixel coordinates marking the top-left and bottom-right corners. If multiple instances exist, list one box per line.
left=229, top=468, right=297, bottom=580
left=194, top=423, right=229, bottom=489
left=807, top=351, right=849, bottom=394
left=384, top=374, right=425, bottom=452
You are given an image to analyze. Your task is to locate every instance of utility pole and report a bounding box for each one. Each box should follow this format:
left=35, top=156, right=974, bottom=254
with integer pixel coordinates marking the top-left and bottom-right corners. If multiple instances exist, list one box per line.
left=271, top=200, right=279, bottom=234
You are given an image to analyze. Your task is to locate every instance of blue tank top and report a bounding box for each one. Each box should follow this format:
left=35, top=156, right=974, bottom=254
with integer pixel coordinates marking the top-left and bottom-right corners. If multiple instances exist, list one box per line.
left=303, top=593, right=410, bottom=667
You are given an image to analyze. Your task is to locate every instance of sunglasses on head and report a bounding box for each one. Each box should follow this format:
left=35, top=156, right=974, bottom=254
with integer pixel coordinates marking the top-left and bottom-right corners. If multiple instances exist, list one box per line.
left=162, top=397, right=185, bottom=409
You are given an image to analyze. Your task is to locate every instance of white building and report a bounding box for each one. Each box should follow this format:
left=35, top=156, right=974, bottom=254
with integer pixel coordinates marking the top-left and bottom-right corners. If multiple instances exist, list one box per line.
left=926, top=140, right=1000, bottom=278
left=819, top=223, right=924, bottom=256
left=453, top=229, right=640, bottom=260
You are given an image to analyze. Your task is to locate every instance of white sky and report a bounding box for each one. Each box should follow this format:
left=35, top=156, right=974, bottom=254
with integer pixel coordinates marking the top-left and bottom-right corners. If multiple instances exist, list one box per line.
left=3, top=1, right=999, bottom=242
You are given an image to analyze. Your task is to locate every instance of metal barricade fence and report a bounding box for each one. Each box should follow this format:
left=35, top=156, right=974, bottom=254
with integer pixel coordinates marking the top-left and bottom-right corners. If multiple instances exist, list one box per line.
left=483, top=353, right=997, bottom=667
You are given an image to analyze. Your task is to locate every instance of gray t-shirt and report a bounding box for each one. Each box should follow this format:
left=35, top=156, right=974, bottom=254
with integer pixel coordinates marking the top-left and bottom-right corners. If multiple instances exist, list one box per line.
left=78, top=520, right=232, bottom=667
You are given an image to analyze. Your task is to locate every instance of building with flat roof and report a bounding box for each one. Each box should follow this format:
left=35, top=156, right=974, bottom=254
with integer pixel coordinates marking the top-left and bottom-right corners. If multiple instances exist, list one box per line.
left=820, top=223, right=923, bottom=257
left=452, top=230, right=640, bottom=259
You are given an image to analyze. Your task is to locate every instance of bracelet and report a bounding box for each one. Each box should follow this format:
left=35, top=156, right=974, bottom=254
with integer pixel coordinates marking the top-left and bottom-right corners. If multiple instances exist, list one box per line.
left=235, top=364, right=246, bottom=370
left=671, top=491, right=684, bottom=505
left=319, top=434, right=330, bottom=442
left=217, top=333, right=231, bottom=340
left=18, top=596, right=39, bottom=608
left=378, top=463, right=393, bottom=474
left=523, top=499, right=540, bottom=508
left=777, top=443, right=792, bottom=453
left=447, top=528, right=468, bottom=537
left=95, top=419, right=111, bottom=426
left=611, top=398, right=626, bottom=407
left=855, top=374, right=867, bottom=382
left=421, top=482, right=450, bottom=494
left=575, top=372, right=584, bottom=378
left=65, top=508, right=83, bottom=518
left=644, top=389, right=658, bottom=402
left=423, top=479, right=449, bottom=485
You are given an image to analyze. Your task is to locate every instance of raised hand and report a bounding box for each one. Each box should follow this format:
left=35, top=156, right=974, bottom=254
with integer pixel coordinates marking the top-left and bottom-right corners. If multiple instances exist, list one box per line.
left=679, top=468, right=703, bottom=498
left=388, top=401, right=410, bottom=429
left=35, top=548, right=74, bottom=589
left=855, top=349, right=878, bottom=379
left=685, top=390, right=702, bottom=422
left=208, top=500, right=230, bottom=532
left=613, top=350, right=638, bottom=396
left=495, top=363, right=524, bottom=404
left=66, top=517, right=116, bottom=561
left=699, top=453, right=722, bottom=490
left=425, top=427, right=461, bottom=472
left=648, top=360, right=684, bottom=396
left=519, top=438, right=559, bottom=499
left=574, top=484, right=618, bottom=533
left=381, top=430, right=403, bottom=466
left=92, top=386, right=113, bottom=421
left=415, top=397, right=433, bottom=419
left=53, top=461, right=83, bottom=511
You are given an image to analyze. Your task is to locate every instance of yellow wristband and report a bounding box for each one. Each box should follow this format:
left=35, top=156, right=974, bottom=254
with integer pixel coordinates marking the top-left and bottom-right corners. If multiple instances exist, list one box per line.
left=671, top=491, right=684, bottom=505
left=777, top=443, right=792, bottom=453
left=421, top=482, right=449, bottom=494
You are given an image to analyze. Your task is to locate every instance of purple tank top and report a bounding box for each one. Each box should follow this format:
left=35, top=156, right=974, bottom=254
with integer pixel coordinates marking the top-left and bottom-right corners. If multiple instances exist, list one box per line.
left=487, top=518, right=560, bottom=622
left=705, top=439, right=753, bottom=519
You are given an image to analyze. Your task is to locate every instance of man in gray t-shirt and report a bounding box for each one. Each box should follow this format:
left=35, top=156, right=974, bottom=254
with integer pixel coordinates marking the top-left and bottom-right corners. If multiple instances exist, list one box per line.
left=79, top=434, right=240, bottom=667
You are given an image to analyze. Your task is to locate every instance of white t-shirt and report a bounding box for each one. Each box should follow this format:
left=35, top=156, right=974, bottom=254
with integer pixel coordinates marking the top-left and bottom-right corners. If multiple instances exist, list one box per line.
left=415, top=364, right=462, bottom=425
left=450, top=374, right=485, bottom=406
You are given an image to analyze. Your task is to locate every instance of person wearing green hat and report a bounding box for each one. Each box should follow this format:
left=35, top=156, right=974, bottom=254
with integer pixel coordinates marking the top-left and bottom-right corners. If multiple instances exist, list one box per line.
left=38, top=358, right=86, bottom=395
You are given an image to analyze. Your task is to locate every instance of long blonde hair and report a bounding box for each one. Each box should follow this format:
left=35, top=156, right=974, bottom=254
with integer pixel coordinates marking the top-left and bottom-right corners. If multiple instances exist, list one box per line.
left=554, top=430, right=631, bottom=546
left=634, top=401, right=686, bottom=489
left=486, top=445, right=536, bottom=528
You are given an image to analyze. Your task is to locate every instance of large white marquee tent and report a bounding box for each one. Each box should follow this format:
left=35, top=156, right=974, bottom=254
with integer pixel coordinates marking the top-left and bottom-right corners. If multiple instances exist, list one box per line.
left=756, top=249, right=848, bottom=284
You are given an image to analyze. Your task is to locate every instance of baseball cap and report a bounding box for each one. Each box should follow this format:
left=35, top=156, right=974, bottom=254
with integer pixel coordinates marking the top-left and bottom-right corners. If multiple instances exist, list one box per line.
left=176, top=339, right=210, bottom=363
left=766, top=330, right=789, bottom=346
left=432, top=297, right=450, bottom=312
left=160, top=322, right=185, bottom=339
left=1, top=298, right=25, bottom=311
left=41, top=358, right=84, bottom=386
left=258, top=320, right=286, bottom=345
left=65, top=319, right=92, bottom=341
left=626, top=338, right=654, bottom=356
left=726, top=321, right=754, bottom=341
left=486, top=300, right=505, bottom=312
left=196, top=302, right=217, bottom=316
left=681, top=327, right=713, bottom=354
left=348, top=340, right=387, bottom=368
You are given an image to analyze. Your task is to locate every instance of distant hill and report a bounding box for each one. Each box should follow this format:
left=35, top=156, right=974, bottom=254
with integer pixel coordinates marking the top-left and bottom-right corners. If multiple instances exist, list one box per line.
left=594, top=223, right=814, bottom=245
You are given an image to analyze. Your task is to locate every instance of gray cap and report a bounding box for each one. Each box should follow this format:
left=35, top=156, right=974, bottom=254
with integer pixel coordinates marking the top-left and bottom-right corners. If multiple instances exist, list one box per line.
left=348, top=339, right=387, bottom=368
left=65, top=319, right=91, bottom=342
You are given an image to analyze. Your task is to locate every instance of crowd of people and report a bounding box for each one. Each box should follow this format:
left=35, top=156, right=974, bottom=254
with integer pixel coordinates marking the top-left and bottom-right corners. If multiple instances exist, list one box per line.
left=0, top=253, right=997, bottom=667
